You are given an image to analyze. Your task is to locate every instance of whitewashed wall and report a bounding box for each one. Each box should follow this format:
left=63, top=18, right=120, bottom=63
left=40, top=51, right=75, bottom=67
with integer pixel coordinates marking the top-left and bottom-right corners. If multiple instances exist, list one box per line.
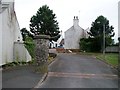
left=1, top=1, right=31, bottom=65
left=0, top=2, right=2, bottom=90
left=65, top=26, right=84, bottom=49
left=64, top=17, right=86, bottom=49
left=0, top=1, right=2, bottom=66
left=2, top=2, right=18, bottom=65
left=14, top=42, right=31, bottom=62
left=84, top=28, right=89, bottom=38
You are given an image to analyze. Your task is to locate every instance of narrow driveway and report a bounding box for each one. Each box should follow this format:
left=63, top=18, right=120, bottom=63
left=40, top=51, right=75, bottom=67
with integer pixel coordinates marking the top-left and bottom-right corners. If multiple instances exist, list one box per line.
left=39, top=53, right=118, bottom=88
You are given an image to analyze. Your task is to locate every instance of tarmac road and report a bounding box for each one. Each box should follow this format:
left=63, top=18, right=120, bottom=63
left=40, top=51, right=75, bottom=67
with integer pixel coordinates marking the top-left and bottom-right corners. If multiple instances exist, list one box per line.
left=39, top=53, right=118, bottom=88
left=2, top=65, right=43, bottom=88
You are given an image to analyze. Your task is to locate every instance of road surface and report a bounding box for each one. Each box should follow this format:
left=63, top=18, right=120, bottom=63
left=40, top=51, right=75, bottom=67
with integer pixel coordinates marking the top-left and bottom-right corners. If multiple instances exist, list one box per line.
left=39, top=53, right=118, bottom=88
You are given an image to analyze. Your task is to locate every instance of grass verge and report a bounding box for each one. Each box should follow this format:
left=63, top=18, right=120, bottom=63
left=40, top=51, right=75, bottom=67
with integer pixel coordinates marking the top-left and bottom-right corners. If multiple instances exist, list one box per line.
left=96, top=53, right=118, bottom=68
left=79, top=52, right=118, bottom=68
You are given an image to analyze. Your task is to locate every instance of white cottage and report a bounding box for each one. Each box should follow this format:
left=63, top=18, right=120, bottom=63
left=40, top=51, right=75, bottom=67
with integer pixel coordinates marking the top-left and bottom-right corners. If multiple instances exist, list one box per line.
left=64, top=16, right=88, bottom=51
left=0, top=0, right=31, bottom=66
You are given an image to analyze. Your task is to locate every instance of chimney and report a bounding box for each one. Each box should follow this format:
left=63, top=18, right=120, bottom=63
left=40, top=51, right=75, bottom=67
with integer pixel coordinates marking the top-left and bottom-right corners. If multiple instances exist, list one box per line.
left=73, top=16, right=79, bottom=28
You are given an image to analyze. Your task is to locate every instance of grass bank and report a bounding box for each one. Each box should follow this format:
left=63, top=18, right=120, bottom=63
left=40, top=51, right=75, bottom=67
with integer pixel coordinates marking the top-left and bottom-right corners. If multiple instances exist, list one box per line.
left=96, top=53, right=118, bottom=68
left=79, top=52, right=118, bottom=68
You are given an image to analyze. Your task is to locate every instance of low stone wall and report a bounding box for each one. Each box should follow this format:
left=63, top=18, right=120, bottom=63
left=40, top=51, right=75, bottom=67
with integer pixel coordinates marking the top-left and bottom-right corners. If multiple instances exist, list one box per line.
left=105, top=46, right=119, bottom=53
left=56, top=48, right=65, bottom=53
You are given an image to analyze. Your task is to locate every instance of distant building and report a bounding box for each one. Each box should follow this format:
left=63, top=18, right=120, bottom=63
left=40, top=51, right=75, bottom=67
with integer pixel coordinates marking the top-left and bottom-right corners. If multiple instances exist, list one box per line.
left=64, top=16, right=89, bottom=50
left=49, top=41, right=57, bottom=48
left=49, top=31, right=64, bottom=48
left=59, top=39, right=64, bottom=47
left=0, top=0, right=31, bottom=65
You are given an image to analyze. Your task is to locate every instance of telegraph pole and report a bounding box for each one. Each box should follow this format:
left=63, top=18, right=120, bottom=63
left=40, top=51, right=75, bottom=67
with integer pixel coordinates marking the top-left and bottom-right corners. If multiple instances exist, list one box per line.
left=103, top=24, right=105, bottom=59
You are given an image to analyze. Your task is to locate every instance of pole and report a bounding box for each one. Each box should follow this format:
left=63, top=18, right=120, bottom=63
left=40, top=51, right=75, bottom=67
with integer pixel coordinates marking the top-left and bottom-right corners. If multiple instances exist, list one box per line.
left=103, top=24, right=105, bottom=59
left=118, top=37, right=120, bottom=73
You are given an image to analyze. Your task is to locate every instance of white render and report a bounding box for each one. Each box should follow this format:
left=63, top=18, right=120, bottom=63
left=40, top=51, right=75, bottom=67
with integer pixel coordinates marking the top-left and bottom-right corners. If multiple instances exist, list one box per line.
left=13, top=42, right=31, bottom=62
left=0, top=1, right=2, bottom=66
left=0, top=0, right=31, bottom=65
left=118, top=1, right=120, bottom=38
left=64, top=16, right=88, bottom=49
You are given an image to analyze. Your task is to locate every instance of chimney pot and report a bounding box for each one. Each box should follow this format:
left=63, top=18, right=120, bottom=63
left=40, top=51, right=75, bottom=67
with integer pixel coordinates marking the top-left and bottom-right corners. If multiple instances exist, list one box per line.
left=73, top=16, right=79, bottom=27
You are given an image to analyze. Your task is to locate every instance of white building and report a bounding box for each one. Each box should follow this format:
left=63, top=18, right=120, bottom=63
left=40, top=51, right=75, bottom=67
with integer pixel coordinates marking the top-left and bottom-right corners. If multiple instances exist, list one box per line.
left=64, top=16, right=89, bottom=50
left=49, top=31, right=64, bottom=48
left=0, top=0, right=31, bottom=66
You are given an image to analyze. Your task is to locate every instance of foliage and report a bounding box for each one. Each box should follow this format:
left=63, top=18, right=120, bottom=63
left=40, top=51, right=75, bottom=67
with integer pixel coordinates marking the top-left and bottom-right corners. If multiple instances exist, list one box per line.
left=2, top=60, right=35, bottom=69
left=80, top=15, right=115, bottom=52
left=80, top=38, right=101, bottom=52
left=20, top=28, right=33, bottom=41
left=30, top=5, right=60, bottom=41
left=80, top=38, right=91, bottom=52
left=20, top=28, right=35, bottom=58
left=24, top=37, right=35, bottom=58
left=111, top=42, right=119, bottom=46
left=88, top=16, right=115, bottom=38
left=3, top=61, right=27, bottom=69
left=89, top=15, right=115, bottom=48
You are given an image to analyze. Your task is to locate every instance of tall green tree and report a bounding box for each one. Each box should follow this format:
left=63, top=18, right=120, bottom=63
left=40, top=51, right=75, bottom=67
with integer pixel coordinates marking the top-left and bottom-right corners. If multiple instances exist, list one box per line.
left=88, top=15, right=115, bottom=51
left=29, top=5, right=60, bottom=41
left=80, top=15, right=115, bottom=52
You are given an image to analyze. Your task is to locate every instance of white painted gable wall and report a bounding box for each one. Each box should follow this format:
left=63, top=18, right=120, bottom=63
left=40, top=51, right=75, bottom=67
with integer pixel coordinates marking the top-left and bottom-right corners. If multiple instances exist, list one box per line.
left=0, top=0, right=31, bottom=65
left=64, top=16, right=86, bottom=49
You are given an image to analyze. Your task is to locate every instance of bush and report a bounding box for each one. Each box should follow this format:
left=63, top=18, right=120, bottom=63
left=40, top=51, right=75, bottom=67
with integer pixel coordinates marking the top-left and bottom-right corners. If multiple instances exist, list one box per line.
left=79, top=37, right=101, bottom=52
left=80, top=38, right=91, bottom=52
left=24, top=37, right=35, bottom=58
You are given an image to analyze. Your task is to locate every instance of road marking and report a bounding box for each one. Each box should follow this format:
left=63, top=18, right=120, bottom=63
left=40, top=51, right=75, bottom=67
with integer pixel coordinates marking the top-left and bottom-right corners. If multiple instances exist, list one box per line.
left=48, top=72, right=118, bottom=79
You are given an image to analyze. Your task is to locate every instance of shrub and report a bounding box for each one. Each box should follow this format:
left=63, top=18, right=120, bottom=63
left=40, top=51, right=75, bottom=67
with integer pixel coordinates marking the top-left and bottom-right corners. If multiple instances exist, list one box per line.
left=24, top=37, right=35, bottom=58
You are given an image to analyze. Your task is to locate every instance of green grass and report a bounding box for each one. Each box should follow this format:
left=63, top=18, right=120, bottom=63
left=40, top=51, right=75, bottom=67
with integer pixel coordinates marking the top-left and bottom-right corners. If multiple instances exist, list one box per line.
left=79, top=52, right=118, bottom=68
left=96, top=53, right=118, bottom=67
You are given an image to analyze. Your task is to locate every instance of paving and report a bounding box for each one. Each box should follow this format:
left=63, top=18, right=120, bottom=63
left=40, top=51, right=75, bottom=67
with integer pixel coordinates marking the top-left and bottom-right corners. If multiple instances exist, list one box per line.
left=39, top=53, right=118, bottom=88
left=2, top=65, right=44, bottom=88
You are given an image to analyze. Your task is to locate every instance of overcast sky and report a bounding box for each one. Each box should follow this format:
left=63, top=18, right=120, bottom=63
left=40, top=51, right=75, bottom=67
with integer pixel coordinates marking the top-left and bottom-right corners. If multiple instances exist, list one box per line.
left=15, top=0, right=119, bottom=42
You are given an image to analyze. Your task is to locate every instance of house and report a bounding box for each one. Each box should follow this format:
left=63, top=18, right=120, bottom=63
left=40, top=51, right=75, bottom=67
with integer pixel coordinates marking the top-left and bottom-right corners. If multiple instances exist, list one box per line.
left=49, top=41, right=57, bottom=48
left=0, top=0, right=31, bottom=66
left=64, top=16, right=89, bottom=51
left=49, top=32, right=64, bottom=48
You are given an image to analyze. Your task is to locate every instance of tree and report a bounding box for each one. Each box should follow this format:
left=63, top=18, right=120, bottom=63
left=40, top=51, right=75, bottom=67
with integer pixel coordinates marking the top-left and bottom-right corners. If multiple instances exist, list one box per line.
left=80, top=15, right=115, bottom=52
left=88, top=15, right=115, bottom=52
left=20, top=28, right=33, bottom=41
left=29, top=5, right=60, bottom=41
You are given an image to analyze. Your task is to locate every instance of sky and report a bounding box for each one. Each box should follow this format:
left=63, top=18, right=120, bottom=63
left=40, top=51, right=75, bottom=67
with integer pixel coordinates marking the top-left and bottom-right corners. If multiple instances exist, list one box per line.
left=14, top=0, right=119, bottom=43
